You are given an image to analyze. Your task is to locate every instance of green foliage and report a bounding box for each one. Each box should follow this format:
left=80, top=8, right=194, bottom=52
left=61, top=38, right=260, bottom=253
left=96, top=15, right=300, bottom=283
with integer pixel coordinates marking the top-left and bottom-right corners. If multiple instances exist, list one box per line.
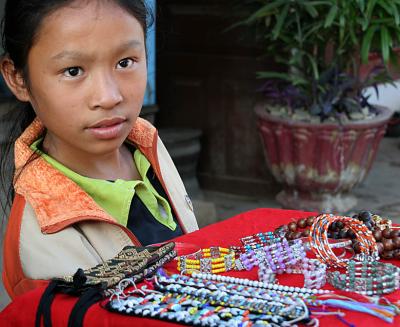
left=238, top=0, right=400, bottom=121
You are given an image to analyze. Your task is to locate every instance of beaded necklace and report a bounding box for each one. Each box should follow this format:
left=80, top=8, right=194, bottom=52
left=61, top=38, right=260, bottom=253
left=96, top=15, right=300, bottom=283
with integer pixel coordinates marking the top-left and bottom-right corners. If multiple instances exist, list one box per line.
left=190, top=271, right=331, bottom=297
left=157, top=283, right=301, bottom=316
left=107, top=275, right=311, bottom=326
left=108, top=291, right=307, bottom=326
left=158, top=274, right=299, bottom=304
left=155, top=274, right=311, bottom=325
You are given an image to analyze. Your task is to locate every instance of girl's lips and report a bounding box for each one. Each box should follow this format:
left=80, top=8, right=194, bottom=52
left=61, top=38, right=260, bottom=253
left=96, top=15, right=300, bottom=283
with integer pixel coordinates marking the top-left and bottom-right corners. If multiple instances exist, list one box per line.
left=87, top=121, right=126, bottom=140
left=89, top=117, right=126, bottom=128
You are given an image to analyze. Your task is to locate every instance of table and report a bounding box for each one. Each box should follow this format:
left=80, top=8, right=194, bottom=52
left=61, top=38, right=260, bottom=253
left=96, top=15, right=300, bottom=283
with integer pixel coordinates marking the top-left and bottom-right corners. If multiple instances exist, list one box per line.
left=1, top=208, right=399, bottom=326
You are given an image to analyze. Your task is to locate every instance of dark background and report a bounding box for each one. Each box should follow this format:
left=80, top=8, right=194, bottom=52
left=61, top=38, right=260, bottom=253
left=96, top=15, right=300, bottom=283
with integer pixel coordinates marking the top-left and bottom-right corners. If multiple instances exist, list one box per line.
left=155, top=0, right=279, bottom=197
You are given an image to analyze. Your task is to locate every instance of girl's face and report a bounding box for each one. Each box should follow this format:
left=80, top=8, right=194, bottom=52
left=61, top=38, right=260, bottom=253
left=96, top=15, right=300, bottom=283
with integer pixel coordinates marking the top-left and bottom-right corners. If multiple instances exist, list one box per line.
left=22, top=0, right=147, bottom=157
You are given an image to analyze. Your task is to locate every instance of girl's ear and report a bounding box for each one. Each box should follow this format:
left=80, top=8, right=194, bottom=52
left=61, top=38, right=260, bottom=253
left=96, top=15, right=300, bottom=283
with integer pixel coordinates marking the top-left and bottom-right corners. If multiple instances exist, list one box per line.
left=1, top=56, right=30, bottom=102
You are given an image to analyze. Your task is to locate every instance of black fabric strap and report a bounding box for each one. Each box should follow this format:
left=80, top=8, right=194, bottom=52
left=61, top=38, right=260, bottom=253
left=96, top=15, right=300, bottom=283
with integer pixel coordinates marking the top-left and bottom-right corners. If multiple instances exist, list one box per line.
left=35, top=280, right=59, bottom=327
left=35, top=280, right=104, bottom=327
left=67, top=286, right=104, bottom=327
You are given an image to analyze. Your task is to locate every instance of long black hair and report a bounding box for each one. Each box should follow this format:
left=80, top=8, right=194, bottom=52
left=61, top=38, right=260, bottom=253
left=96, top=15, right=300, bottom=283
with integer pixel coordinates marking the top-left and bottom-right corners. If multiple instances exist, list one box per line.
left=0, top=0, right=153, bottom=222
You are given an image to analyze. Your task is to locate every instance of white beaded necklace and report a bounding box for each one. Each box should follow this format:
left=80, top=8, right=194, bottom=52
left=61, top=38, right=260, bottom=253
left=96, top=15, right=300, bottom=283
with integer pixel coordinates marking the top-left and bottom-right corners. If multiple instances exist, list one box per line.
left=191, top=271, right=332, bottom=297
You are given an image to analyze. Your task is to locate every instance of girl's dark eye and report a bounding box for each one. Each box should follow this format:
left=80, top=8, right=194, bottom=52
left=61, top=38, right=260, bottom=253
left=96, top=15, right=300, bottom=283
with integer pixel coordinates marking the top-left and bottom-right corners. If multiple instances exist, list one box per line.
left=63, top=67, right=83, bottom=78
left=117, top=58, right=134, bottom=69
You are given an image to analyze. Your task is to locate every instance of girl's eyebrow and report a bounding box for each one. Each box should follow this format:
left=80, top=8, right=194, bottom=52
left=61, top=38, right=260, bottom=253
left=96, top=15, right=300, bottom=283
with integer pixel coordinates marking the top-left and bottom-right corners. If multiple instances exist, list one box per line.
left=51, top=39, right=143, bottom=62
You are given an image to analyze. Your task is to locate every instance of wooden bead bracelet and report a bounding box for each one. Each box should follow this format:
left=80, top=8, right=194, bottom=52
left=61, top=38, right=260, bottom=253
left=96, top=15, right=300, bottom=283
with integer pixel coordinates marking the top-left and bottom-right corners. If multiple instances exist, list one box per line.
left=309, top=214, right=379, bottom=268
left=176, top=247, right=235, bottom=274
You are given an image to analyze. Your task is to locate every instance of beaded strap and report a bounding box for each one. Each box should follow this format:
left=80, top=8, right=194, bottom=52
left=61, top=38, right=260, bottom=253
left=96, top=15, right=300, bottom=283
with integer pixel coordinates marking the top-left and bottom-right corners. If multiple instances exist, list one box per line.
left=239, top=232, right=283, bottom=252
left=177, top=247, right=235, bottom=274
left=327, top=260, right=400, bottom=295
left=159, top=274, right=297, bottom=303
left=155, top=274, right=310, bottom=325
left=309, top=214, right=379, bottom=268
left=108, top=287, right=310, bottom=326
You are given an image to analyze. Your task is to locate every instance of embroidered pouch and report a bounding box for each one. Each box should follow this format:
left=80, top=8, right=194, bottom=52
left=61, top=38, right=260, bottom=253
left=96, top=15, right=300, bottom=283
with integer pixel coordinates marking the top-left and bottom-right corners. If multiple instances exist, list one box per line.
left=35, top=242, right=176, bottom=327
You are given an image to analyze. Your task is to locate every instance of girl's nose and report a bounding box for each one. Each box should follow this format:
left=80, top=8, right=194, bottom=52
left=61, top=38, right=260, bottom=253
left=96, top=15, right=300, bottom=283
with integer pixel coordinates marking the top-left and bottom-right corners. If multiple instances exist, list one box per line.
left=90, top=73, right=123, bottom=110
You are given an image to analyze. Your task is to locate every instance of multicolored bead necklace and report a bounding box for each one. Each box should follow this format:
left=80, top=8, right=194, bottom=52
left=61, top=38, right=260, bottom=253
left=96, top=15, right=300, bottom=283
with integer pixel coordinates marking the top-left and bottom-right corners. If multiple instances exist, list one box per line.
left=107, top=272, right=312, bottom=326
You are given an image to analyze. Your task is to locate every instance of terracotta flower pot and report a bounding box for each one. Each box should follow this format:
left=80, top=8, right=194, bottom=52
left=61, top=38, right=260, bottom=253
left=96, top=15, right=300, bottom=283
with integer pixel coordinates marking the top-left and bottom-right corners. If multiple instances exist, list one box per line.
left=255, top=104, right=392, bottom=212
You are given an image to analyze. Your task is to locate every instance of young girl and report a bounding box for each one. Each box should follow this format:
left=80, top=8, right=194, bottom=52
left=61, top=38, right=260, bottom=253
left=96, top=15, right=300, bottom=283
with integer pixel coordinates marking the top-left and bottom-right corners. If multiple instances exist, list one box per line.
left=0, top=0, right=198, bottom=300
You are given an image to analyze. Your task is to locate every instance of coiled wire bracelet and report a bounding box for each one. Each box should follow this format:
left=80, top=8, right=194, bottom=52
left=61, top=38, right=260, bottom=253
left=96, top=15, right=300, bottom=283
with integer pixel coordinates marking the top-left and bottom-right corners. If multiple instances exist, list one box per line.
left=309, top=214, right=379, bottom=268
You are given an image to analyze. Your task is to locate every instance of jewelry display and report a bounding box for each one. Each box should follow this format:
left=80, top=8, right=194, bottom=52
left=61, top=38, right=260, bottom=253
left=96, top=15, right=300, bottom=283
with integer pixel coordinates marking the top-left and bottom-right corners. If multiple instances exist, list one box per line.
left=309, top=214, right=379, bottom=268
left=327, top=260, right=400, bottom=295
left=176, top=247, right=235, bottom=274
left=99, top=211, right=400, bottom=326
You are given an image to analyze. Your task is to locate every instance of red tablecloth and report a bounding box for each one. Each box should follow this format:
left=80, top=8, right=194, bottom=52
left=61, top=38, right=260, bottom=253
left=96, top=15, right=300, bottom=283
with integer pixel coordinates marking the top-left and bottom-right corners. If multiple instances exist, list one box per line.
left=1, top=208, right=399, bottom=326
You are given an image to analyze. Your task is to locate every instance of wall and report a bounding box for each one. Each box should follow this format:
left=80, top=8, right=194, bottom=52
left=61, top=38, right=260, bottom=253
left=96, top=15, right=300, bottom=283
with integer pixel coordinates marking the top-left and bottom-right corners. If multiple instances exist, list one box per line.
left=155, top=0, right=279, bottom=197
left=0, top=0, right=3, bottom=53
left=364, top=81, right=400, bottom=113
left=143, top=0, right=156, bottom=106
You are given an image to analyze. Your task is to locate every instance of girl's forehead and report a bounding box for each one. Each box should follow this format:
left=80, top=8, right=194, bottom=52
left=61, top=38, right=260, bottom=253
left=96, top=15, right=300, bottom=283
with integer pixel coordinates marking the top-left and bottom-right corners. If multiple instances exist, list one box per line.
left=33, top=0, right=144, bottom=52
left=47, top=0, right=122, bottom=21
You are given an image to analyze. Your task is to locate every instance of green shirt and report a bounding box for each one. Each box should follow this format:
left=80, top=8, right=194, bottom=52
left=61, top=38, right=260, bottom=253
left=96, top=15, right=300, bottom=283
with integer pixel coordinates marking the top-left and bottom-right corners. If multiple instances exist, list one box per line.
left=30, top=139, right=176, bottom=231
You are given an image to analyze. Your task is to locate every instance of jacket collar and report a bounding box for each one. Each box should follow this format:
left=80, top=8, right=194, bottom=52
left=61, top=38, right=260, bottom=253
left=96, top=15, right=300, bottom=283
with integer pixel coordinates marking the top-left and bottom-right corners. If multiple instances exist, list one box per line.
left=14, top=117, right=158, bottom=233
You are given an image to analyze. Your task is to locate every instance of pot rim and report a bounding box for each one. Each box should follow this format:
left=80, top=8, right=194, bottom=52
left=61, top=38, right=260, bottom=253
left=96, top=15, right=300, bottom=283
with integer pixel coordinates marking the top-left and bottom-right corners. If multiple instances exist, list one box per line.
left=254, top=103, right=393, bottom=129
